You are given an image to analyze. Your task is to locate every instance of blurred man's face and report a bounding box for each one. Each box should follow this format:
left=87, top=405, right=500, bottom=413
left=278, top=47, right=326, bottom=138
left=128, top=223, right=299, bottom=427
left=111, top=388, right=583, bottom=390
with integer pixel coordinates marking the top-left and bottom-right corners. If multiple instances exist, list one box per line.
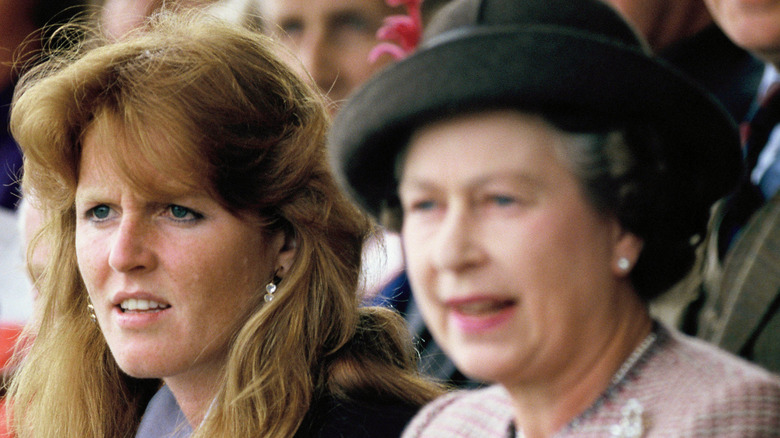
left=703, top=0, right=780, bottom=65
left=260, top=0, right=398, bottom=112
left=101, top=0, right=216, bottom=40
left=101, top=0, right=159, bottom=39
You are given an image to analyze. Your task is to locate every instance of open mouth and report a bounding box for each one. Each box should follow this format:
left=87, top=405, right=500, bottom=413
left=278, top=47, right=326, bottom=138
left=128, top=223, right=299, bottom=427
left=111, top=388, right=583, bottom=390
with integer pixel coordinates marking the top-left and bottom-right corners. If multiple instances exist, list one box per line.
left=119, top=299, right=171, bottom=313
left=452, top=299, right=516, bottom=316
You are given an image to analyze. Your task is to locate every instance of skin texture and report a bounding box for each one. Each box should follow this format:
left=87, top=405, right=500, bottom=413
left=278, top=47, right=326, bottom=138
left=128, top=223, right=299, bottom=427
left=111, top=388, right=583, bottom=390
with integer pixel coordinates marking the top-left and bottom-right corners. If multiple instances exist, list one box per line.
left=398, top=110, right=650, bottom=437
left=703, top=0, right=780, bottom=66
left=74, top=123, right=293, bottom=425
left=258, top=0, right=398, bottom=112
left=100, top=0, right=213, bottom=40
left=100, top=0, right=160, bottom=39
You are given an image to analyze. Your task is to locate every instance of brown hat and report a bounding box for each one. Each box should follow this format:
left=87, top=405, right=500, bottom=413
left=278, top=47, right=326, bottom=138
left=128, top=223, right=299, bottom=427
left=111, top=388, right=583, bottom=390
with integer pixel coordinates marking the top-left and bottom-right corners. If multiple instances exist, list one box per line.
left=329, top=0, right=741, bottom=223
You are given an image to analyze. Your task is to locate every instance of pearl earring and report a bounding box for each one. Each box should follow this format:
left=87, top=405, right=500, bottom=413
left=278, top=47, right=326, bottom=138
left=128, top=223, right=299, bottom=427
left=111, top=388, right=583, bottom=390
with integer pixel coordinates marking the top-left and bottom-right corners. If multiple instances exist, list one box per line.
left=617, top=257, right=631, bottom=272
left=264, top=270, right=281, bottom=302
left=87, top=298, right=97, bottom=323
left=264, top=280, right=277, bottom=302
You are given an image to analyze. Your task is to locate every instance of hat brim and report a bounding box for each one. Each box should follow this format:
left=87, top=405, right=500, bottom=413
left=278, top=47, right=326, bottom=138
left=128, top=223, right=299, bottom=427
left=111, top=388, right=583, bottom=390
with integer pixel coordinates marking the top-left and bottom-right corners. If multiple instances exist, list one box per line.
left=330, top=26, right=742, bottom=219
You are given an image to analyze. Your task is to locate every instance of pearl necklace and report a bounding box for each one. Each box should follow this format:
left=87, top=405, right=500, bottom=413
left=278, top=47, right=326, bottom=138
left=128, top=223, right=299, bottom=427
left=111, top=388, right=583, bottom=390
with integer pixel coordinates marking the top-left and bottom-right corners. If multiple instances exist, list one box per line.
left=515, top=331, right=659, bottom=438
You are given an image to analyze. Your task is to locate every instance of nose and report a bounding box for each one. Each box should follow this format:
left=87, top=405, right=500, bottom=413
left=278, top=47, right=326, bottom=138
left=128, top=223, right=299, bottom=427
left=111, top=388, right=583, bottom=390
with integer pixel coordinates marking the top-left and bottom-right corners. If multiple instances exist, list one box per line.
left=298, top=29, right=339, bottom=98
left=108, top=216, right=156, bottom=273
left=432, top=203, right=485, bottom=272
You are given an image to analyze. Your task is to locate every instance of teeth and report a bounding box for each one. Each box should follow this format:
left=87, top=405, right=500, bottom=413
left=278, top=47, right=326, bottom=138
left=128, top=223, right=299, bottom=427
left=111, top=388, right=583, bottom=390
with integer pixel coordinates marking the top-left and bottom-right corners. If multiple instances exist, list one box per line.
left=120, top=299, right=169, bottom=312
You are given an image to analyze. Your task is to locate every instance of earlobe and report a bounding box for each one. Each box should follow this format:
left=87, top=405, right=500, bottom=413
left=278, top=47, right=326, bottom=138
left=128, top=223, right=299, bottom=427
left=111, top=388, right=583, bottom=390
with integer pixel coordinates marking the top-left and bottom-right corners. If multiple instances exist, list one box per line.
left=613, top=227, right=643, bottom=276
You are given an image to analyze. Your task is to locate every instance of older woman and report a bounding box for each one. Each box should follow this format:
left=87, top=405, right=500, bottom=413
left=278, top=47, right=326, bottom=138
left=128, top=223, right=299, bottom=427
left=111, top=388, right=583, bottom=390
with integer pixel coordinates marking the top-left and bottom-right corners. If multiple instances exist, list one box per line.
left=330, top=0, right=780, bottom=436
left=8, top=11, right=440, bottom=438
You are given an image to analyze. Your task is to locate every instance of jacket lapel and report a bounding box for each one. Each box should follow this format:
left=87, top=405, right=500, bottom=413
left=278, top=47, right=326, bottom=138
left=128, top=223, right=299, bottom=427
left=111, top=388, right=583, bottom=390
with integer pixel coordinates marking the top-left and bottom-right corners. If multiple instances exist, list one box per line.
left=713, top=192, right=780, bottom=353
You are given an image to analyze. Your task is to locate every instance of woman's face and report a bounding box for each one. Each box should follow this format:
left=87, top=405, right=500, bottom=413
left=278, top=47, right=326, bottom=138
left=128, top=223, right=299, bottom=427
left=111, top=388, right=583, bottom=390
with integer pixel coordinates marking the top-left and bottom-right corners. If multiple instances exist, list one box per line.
left=399, top=110, right=641, bottom=389
left=74, top=124, right=285, bottom=388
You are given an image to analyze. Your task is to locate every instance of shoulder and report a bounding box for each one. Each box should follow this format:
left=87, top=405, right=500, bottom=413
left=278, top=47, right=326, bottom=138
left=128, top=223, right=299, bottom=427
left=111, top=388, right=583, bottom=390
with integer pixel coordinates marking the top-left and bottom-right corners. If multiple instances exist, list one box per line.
left=296, top=394, right=421, bottom=438
left=633, top=326, right=780, bottom=435
left=402, top=385, right=513, bottom=438
left=650, top=326, right=779, bottom=386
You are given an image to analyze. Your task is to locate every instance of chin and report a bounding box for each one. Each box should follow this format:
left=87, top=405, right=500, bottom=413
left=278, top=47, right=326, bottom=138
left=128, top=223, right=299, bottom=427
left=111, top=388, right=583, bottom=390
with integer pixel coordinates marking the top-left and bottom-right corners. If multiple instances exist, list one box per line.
left=116, top=362, right=161, bottom=379
left=450, top=351, right=518, bottom=385
left=110, top=352, right=166, bottom=379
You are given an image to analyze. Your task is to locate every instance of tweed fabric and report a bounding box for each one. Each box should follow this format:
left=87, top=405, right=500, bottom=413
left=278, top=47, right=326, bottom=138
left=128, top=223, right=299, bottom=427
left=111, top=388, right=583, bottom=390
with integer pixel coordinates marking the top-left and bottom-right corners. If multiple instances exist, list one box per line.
left=402, top=325, right=780, bottom=437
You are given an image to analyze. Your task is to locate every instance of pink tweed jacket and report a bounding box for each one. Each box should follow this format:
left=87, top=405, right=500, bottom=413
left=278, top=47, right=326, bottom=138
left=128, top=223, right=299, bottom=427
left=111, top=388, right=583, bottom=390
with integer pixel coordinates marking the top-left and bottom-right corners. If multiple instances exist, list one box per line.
left=402, top=325, right=780, bottom=437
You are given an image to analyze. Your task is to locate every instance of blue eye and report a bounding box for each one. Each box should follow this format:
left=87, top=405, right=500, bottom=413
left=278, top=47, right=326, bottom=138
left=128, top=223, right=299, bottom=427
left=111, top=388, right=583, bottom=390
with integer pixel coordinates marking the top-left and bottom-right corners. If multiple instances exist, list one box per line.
left=491, top=196, right=516, bottom=206
left=170, top=205, right=189, bottom=218
left=412, top=200, right=437, bottom=211
left=167, top=205, right=202, bottom=222
left=89, top=205, right=112, bottom=221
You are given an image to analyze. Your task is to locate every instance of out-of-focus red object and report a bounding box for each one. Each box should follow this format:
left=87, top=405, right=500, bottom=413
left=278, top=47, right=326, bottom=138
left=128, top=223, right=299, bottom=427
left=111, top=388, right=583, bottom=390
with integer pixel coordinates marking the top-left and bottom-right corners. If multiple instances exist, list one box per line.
left=0, top=323, right=24, bottom=438
left=0, top=324, right=23, bottom=373
left=369, top=0, right=424, bottom=62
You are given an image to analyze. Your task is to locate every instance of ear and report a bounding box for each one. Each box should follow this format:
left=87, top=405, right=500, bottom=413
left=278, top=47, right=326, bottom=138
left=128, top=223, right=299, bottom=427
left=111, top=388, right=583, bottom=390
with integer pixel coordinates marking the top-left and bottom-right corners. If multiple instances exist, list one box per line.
left=611, top=225, right=644, bottom=277
left=269, top=230, right=297, bottom=279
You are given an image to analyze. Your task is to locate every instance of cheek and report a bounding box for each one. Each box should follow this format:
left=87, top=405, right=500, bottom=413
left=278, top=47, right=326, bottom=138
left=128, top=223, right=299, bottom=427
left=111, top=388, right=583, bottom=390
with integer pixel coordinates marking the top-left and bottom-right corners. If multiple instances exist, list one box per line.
left=400, top=227, right=428, bottom=277
left=208, top=239, right=268, bottom=297
left=339, top=41, right=383, bottom=78
left=400, top=229, right=436, bottom=292
left=75, top=231, right=103, bottom=284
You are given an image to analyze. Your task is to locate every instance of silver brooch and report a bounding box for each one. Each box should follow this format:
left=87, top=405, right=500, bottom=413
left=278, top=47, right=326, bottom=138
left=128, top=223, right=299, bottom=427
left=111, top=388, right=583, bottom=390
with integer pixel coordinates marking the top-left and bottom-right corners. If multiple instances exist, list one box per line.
left=610, top=398, right=644, bottom=437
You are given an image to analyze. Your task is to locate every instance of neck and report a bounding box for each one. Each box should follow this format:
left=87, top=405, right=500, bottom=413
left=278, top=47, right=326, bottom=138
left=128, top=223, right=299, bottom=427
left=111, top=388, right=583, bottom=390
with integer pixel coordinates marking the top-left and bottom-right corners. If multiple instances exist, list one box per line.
left=164, top=372, right=222, bottom=428
left=506, top=287, right=653, bottom=438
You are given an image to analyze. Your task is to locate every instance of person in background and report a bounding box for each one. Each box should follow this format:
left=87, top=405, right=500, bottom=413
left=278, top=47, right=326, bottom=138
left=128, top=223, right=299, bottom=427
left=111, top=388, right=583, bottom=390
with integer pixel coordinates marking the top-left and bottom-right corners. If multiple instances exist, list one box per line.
left=605, top=0, right=763, bottom=123
left=0, top=0, right=86, bottom=324
left=0, top=209, right=31, bottom=323
left=7, top=11, right=440, bottom=437
left=94, top=0, right=227, bottom=40
left=17, top=198, right=47, bottom=315
left=206, top=0, right=258, bottom=24
left=95, top=0, right=162, bottom=39
left=653, top=0, right=780, bottom=374
left=0, top=198, right=47, bottom=437
left=252, top=0, right=404, bottom=113
left=329, top=0, right=780, bottom=436
left=0, top=0, right=35, bottom=213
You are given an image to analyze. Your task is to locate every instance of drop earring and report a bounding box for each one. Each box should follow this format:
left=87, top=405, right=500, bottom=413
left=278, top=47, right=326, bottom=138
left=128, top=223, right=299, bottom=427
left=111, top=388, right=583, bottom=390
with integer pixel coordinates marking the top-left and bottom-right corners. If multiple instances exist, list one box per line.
left=264, top=270, right=281, bottom=303
left=617, top=257, right=631, bottom=272
left=87, top=298, right=97, bottom=323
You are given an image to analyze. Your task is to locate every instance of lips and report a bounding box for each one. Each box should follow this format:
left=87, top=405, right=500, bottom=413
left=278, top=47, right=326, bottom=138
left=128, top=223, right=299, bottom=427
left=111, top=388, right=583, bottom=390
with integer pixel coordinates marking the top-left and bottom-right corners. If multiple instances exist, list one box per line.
left=445, top=296, right=517, bottom=332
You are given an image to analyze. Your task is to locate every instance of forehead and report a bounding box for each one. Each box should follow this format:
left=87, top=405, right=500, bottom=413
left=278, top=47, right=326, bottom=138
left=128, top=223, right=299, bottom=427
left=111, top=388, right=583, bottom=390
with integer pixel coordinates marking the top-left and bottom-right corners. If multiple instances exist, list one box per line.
left=78, top=115, right=205, bottom=198
left=260, top=0, right=394, bottom=22
left=400, top=110, right=573, bottom=186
